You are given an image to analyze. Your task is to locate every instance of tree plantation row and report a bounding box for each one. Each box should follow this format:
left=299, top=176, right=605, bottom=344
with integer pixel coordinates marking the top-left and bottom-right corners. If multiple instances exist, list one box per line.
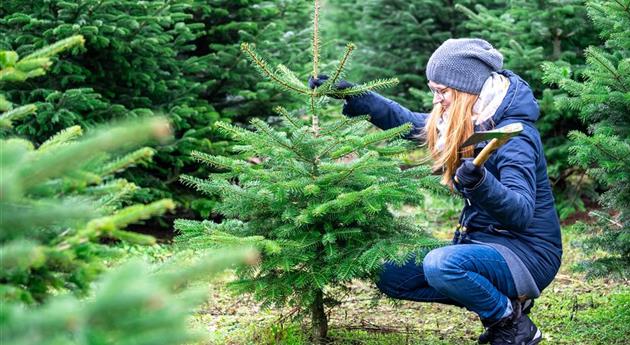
left=0, top=1, right=627, bottom=344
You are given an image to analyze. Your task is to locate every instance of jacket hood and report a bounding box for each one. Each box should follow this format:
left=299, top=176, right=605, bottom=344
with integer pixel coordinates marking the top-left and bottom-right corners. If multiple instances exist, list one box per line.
left=490, top=70, right=540, bottom=124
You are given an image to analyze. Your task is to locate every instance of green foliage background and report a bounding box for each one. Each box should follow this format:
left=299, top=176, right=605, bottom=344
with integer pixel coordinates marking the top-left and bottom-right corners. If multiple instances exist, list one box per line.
left=1, top=0, right=628, bottom=343
left=2, top=0, right=614, bottom=224
left=0, top=0, right=312, bottom=212
left=1, top=37, right=256, bottom=345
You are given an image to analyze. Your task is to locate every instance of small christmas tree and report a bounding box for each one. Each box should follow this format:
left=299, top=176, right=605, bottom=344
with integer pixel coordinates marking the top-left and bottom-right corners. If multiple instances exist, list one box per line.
left=175, top=1, right=446, bottom=342
left=542, top=0, right=629, bottom=276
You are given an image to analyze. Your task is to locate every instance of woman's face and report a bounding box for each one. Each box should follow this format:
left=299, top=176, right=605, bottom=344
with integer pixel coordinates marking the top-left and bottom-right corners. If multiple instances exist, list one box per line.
left=428, top=81, right=453, bottom=111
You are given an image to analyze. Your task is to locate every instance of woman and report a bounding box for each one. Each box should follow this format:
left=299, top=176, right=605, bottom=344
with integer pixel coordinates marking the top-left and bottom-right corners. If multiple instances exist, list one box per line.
left=309, top=38, right=561, bottom=345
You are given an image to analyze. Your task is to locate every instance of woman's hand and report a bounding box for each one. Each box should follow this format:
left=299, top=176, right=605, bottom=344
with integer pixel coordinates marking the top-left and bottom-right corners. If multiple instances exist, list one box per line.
left=307, top=74, right=354, bottom=99
left=455, top=158, right=486, bottom=189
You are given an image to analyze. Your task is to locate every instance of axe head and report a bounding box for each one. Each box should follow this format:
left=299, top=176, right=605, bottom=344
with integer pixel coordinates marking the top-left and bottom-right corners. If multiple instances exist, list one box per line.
left=460, top=122, right=524, bottom=148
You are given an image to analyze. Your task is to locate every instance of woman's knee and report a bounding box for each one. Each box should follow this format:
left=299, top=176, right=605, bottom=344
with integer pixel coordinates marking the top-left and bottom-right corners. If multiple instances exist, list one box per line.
left=422, top=246, right=460, bottom=290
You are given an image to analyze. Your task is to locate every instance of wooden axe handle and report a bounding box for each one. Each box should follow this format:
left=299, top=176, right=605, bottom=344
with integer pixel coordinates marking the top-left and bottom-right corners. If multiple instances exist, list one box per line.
left=473, top=138, right=504, bottom=166
left=453, top=138, right=505, bottom=184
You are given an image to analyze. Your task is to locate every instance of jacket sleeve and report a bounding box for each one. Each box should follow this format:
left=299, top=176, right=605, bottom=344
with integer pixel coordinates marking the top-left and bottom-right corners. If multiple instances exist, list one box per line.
left=342, top=91, right=428, bottom=140
left=463, top=134, right=538, bottom=232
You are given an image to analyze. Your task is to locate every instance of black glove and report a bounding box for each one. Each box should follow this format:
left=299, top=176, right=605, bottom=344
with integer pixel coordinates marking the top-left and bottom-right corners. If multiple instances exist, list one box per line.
left=455, top=158, right=485, bottom=189
left=307, top=74, right=354, bottom=99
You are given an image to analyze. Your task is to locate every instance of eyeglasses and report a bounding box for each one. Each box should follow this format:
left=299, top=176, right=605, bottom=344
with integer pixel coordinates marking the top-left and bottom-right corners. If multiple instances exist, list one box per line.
left=428, top=83, right=449, bottom=99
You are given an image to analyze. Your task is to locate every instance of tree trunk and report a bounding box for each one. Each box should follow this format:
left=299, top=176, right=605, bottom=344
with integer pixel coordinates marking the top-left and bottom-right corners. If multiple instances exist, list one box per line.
left=552, top=31, right=562, bottom=60
left=311, top=288, right=328, bottom=344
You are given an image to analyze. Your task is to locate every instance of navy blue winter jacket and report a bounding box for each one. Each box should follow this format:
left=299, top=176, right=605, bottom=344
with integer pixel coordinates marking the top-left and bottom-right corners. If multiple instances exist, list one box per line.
left=342, top=70, right=562, bottom=297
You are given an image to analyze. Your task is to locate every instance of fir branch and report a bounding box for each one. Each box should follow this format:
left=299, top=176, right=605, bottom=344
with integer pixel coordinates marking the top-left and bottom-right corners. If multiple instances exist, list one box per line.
left=0, top=240, right=44, bottom=272
left=317, top=116, right=369, bottom=160
left=60, top=199, right=176, bottom=248
left=14, top=58, right=52, bottom=73
left=191, top=151, right=250, bottom=171
left=592, top=138, right=630, bottom=165
left=23, top=35, right=85, bottom=60
left=326, top=43, right=355, bottom=90
left=93, top=199, right=175, bottom=234
left=18, top=118, right=172, bottom=192
left=589, top=210, right=624, bottom=228
left=276, top=64, right=306, bottom=90
left=95, top=180, right=139, bottom=208
left=240, top=43, right=309, bottom=95
left=586, top=47, right=629, bottom=92
left=208, top=231, right=281, bottom=255
left=85, top=179, right=134, bottom=197
left=274, top=106, right=304, bottom=130
left=330, top=124, right=411, bottom=159
left=319, top=115, right=370, bottom=136
left=0, top=104, right=37, bottom=129
left=37, top=126, right=83, bottom=152
left=400, top=165, right=433, bottom=178
left=290, top=127, right=313, bottom=153
left=371, top=143, right=409, bottom=156
left=173, top=219, right=206, bottom=236
left=321, top=151, right=378, bottom=187
left=309, top=183, right=394, bottom=218
left=612, top=0, right=630, bottom=19
left=249, top=118, right=313, bottom=164
left=250, top=118, right=292, bottom=148
left=215, top=121, right=261, bottom=143
left=99, top=147, right=155, bottom=175
left=316, top=138, right=344, bottom=160
left=362, top=123, right=412, bottom=146
left=0, top=51, right=18, bottom=69
left=330, top=78, right=399, bottom=98
left=179, top=175, right=235, bottom=196
left=310, top=95, right=319, bottom=136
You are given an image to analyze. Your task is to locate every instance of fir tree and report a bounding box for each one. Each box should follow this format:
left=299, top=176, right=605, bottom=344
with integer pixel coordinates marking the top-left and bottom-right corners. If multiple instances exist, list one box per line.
left=1, top=38, right=176, bottom=303
left=0, top=117, right=178, bottom=303
left=177, top=0, right=313, bottom=216
left=175, top=1, right=446, bottom=342
left=1, top=40, right=258, bottom=341
left=457, top=0, right=601, bottom=219
left=190, top=0, right=312, bottom=121
left=0, top=0, right=311, bottom=212
left=542, top=0, right=630, bottom=276
left=324, top=0, right=501, bottom=110
left=1, top=247, right=256, bottom=345
left=457, top=1, right=597, bottom=92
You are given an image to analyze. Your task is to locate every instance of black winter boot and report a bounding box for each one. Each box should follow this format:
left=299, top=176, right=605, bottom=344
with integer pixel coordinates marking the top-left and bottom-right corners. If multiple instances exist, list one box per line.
left=478, top=299, right=535, bottom=344
left=478, top=299, right=542, bottom=345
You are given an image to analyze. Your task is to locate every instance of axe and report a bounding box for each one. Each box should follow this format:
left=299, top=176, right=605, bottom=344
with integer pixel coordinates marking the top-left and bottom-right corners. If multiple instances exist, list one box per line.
left=454, top=123, right=524, bottom=184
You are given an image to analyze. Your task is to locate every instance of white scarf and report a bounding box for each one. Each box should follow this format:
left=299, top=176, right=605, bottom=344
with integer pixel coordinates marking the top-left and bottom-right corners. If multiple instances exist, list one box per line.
left=435, top=72, right=510, bottom=151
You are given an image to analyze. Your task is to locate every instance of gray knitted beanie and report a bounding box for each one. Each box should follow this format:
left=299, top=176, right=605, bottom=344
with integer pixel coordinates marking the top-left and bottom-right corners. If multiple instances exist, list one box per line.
left=426, top=38, right=503, bottom=95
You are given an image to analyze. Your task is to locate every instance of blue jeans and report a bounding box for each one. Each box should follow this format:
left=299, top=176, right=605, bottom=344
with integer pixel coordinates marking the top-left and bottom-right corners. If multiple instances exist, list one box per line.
left=376, top=244, right=517, bottom=322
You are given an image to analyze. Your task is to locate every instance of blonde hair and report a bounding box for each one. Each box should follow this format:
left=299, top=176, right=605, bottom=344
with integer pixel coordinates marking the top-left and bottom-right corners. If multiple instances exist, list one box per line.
left=425, top=89, right=478, bottom=188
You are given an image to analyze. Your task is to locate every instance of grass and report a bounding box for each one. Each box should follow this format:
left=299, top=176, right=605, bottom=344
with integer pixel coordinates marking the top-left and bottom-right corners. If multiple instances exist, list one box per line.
left=182, top=195, right=629, bottom=344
